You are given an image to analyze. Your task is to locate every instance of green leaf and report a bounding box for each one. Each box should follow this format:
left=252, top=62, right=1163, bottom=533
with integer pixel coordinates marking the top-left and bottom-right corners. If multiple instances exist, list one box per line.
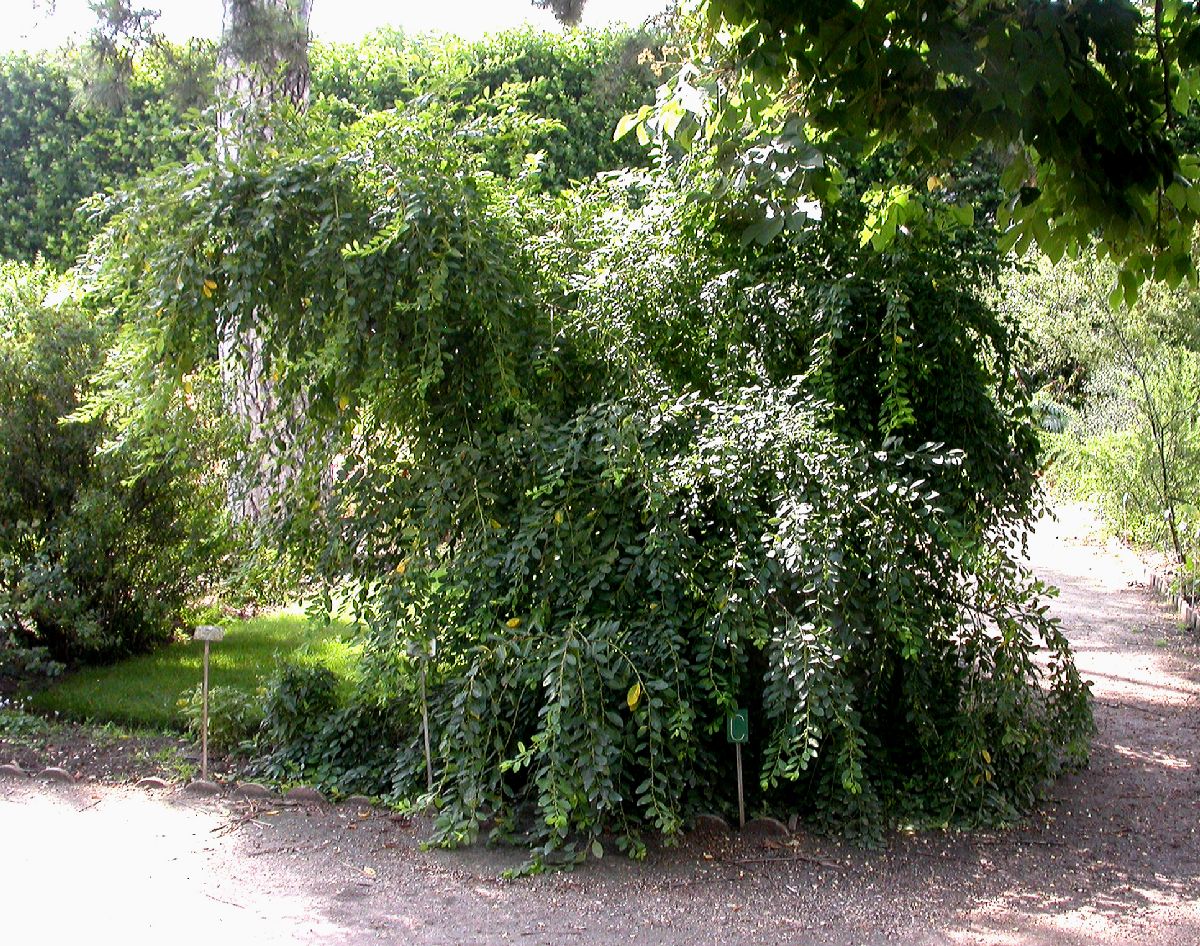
left=614, top=112, right=639, bottom=142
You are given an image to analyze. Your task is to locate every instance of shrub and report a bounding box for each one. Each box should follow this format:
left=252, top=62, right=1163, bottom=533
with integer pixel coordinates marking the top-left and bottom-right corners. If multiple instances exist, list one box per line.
left=0, top=260, right=226, bottom=668
left=85, top=110, right=1092, bottom=856
left=177, top=683, right=265, bottom=752
left=256, top=654, right=416, bottom=797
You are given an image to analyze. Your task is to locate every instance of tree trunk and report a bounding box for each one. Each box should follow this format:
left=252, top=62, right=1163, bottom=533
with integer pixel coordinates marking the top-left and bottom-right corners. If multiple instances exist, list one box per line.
left=218, top=0, right=312, bottom=522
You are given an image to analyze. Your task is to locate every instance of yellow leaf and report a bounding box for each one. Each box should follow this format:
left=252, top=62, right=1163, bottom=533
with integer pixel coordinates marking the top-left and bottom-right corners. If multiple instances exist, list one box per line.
left=894, top=335, right=903, bottom=345
left=338, top=394, right=349, bottom=411
left=981, top=749, right=992, bottom=764
left=395, top=560, right=407, bottom=575
left=204, top=278, right=217, bottom=290
left=553, top=510, right=563, bottom=525
left=627, top=681, right=641, bottom=711
left=926, top=175, right=943, bottom=192
left=506, top=617, right=522, bottom=629
left=489, top=518, right=502, bottom=530
left=201, top=283, right=212, bottom=299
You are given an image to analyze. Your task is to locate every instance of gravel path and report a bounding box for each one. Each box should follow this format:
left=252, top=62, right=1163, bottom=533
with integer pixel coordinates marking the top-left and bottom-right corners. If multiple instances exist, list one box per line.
left=2, top=504, right=1198, bottom=945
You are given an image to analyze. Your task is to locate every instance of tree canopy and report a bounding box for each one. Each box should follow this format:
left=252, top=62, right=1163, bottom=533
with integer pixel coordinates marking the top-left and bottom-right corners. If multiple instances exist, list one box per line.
left=612, top=0, right=1200, bottom=299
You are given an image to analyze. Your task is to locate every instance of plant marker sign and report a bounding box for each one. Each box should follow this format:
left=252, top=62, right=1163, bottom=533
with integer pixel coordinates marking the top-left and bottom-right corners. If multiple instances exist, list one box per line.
left=727, top=708, right=748, bottom=828
left=194, top=625, right=225, bottom=781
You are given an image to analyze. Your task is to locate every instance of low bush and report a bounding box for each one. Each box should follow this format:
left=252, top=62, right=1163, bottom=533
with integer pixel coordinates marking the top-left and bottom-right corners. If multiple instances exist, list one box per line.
left=0, top=260, right=226, bottom=670
left=256, top=652, right=417, bottom=798
left=177, top=683, right=264, bottom=752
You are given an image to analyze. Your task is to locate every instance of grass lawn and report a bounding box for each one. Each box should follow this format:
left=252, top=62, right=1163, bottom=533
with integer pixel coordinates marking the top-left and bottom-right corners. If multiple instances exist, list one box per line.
left=29, top=608, right=359, bottom=730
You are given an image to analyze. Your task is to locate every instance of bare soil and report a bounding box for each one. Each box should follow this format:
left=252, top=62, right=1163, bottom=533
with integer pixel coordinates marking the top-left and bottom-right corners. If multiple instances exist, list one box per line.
left=2, top=504, right=1198, bottom=945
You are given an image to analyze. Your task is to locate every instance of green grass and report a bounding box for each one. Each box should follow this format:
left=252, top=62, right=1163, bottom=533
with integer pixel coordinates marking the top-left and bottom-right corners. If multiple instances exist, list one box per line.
left=29, top=608, right=359, bottom=730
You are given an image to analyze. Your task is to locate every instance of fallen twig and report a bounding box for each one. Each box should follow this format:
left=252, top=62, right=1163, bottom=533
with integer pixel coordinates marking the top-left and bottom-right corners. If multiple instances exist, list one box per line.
left=977, top=837, right=1064, bottom=848
left=247, top=838, right=331, bottom=858
left=204, top=892, right=245, bottom=909
left=728, top=853, right=844, bottom=871
left=211, top=806, right=270, bottom=835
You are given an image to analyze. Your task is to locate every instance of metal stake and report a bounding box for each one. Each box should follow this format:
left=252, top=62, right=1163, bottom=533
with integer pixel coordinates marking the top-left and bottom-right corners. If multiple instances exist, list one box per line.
left=735, top=742, right=746, bottom=829
left=193, top=625, right=225, bottom=783
left=420, top=663, right=433, bottom=792
left=201, top=639, right=210, bottom=782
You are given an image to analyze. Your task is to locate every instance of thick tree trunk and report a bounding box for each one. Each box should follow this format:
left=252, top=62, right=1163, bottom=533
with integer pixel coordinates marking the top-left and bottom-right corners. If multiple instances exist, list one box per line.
left=218, top=0, right=312, bottom=522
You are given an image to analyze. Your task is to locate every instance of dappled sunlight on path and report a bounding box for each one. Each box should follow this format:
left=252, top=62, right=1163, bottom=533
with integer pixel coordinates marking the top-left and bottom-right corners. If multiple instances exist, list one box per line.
left=944, top=504, right=1200, bottom=946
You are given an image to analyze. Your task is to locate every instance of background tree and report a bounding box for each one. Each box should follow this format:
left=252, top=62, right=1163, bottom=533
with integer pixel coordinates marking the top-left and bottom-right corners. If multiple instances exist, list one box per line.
left=216, top=0, right=313, bottom=522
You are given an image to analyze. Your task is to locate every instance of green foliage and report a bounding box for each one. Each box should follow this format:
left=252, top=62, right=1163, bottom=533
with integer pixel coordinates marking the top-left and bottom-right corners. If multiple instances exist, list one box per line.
left=0, top=259, right=224, bottom=667
left=628, top=0, right=1200, bottom=291
left=550, top=158, right=1038, bottom=536
left=0, top=50, right=202, bottom=264
left=0, top=25, right=660, bottom=266
left=85, top=103, right=1092, bottom=853
left=453, top=28, right=663, bottom=188
left=1048, top=348, right=1200, bottom=566
left=1003, top=253, right=1200, bottom=568
left=299, top=26, right=663, bottom=188
left=30, top=609, right=354, bottom=728
left=402, top=390, right=1088, bottom=854
left=177, top=682, right=265, bottom=752
left=0, top=695, right=54, bottom=744
left=257, top=653, right=415, bottom=796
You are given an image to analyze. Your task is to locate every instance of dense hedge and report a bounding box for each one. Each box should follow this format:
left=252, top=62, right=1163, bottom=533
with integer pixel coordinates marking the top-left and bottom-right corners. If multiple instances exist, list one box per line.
left=0, top=52, right=197, bottom=265
left=311, top=28, right=661, bottom=188
left=1, top=26, right=662, bottom=264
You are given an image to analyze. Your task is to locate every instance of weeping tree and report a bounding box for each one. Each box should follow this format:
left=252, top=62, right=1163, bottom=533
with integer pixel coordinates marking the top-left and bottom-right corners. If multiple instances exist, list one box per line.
left=84, top=97, right=1092, bottom=857
left=76, top=0, right=1200, bottom=864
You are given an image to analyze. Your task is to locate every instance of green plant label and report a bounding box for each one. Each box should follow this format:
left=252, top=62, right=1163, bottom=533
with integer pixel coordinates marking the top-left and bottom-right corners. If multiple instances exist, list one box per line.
left=726, top=708, right=749, bottom=744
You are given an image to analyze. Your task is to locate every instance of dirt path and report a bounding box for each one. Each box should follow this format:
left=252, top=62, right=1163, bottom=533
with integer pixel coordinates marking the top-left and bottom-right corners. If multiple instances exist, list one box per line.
left=2, top=505, right=1198, bottom=945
